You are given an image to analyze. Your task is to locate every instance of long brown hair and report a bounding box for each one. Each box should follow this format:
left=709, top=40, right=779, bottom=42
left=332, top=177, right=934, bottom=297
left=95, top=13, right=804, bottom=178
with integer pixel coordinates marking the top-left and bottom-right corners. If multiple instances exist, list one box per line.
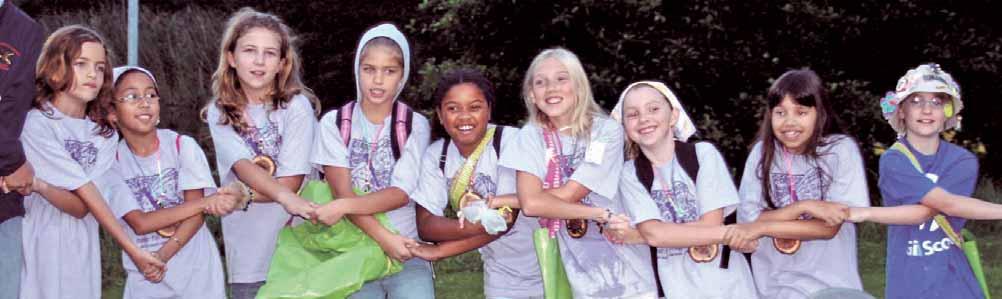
left=207, top=7, right=317, bottom=132
left=35, top=25, right=116, bottom=138
left=755, top=69, right=846, bottom=209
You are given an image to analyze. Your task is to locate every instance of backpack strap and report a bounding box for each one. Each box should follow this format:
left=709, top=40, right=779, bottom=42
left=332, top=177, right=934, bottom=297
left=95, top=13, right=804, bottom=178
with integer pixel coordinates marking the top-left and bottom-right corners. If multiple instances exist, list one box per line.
left=492, top=125, right=505, bottom=158
left=390, top=101, right=413, bottom=161
left=336, top=101, right=355, bottom=146
left=439, top=136, right=451, bottom=174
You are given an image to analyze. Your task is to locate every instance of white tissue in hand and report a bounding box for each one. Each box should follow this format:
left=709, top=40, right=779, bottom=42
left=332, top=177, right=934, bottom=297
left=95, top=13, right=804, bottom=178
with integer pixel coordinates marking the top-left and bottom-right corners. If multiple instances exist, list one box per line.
left=461, top=200, right=487, bottom=222
left=460, top=201, right=508, bottom=235
left=479, top=211, right=508, bottom=235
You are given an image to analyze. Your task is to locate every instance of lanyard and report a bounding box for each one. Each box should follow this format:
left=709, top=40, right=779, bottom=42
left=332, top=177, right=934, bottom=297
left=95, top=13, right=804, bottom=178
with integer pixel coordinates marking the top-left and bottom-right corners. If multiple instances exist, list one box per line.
left=129, top=137, right=168, bottom=209
left=653, top=161, right=684, bottom=223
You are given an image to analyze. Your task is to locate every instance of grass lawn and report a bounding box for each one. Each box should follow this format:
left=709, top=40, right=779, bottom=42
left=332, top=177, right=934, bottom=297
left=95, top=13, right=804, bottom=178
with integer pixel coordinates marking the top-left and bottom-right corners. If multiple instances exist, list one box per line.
left=102, top=225, right=1002, bottom=298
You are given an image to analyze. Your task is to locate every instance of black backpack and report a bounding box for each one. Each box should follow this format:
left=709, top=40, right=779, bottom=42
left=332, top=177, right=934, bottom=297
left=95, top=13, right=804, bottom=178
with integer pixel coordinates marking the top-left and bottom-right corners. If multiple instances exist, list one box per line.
left=634, top=140, right=737, bottom=297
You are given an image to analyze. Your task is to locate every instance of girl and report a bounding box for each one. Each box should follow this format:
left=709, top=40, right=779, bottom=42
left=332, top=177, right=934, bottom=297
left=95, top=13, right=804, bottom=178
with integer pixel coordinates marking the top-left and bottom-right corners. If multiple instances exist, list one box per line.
left=19, top=25, right=163, bottom=298
left=608, top=81, right=758, bottom=298
left=497, top=48, right=656, bottom=298
left=731, top=69, right=870, bottom=298
left=849, top=63, right=1002, bottom=299
left=105, top=66, right=243, bottom=298
left=310, top=23, right=433, bottom=298
left=409, top=68, right=543, bottom=298
left=204, top=8, right=318, bottom=298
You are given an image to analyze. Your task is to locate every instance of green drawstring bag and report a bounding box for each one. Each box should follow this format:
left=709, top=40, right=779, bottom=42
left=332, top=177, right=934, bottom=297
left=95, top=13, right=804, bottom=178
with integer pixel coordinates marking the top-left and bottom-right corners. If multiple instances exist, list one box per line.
left=533, top=228, right=573, bottom=299
left=961, top=229, right=991, bottom=299
left=256, top=180, right=403, bottom=299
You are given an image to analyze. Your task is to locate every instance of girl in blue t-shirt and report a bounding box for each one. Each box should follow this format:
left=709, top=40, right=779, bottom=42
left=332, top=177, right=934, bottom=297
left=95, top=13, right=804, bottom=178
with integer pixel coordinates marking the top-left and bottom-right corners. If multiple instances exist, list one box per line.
left=849, top=63, right=1002, bottom=299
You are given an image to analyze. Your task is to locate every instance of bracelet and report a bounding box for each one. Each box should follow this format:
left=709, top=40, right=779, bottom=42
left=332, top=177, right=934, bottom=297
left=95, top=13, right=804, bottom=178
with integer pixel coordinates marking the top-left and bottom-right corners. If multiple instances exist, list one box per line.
left=243, top=192, right=254, bottom=211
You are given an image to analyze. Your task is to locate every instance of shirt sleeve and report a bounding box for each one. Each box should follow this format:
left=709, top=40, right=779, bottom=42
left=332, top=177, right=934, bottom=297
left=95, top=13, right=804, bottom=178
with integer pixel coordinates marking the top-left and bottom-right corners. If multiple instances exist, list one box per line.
left=694, top=143, right=740, bottom=216
left=825, top=137, right=871, bottom=208
left=389, top=113, right=431, bottom=194
left=178, top=134, right=217, bottom=191
left=878, top=151, right=936, bottom=206
left=311, top=110, right=350, bottom=169
left=939, top=149, right=979, bottom=197
left=20, top=114, right=90, bottom=190
left=569, top=118, right=625, bottom=199
left=98, top=167, right=140, bottom=219
left=411, top=140, right=449, bottom=217
left=206, top=103, right=255, bottom=184
left=738, top=142, right=767, bottom=223
left=494, top=126, right=520, bottom=196
left=498, top=123, right=546, bottom=180
left=618, top=161, right=662, bottom=226
left=275, top=95, right=316, bottom=178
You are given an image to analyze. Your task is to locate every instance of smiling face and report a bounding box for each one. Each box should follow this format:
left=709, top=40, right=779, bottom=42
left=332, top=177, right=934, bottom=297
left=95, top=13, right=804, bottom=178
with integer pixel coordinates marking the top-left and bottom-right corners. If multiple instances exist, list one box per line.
left=771, top=95, right=818, bottom=154
left=438, top=83, right=491, bottom=151
left=226, top=27, right=284, bottom=101
left=900, top=91, right=949, bottom=139
left=110, top=71, right=160, bottom=136
left=63, top=41, right=107, bottom=103
left=622, top=86, right=677, bottom=149
left=529, top=57, right=577, bottom=128
left=358, top=44, right=404, bottom=107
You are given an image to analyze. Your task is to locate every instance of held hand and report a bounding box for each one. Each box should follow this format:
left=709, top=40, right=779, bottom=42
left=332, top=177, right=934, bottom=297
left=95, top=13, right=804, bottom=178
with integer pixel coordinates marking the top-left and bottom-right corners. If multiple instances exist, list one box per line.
left=4, top=162, right=35, bottom=196
left=602, top=214, right=633, bottom=244
left=132, top=250, right=166, bottom=283
left=277, top=193, right=319, bottom=220
left=801, top=200, right=850, bottom=226
left=315, top=200, right=346, bottom=226
left=378, top=234, right=416, bottom=262
left=723, top=223, right=762, bottom=253
left=408, top=242, right=440, bottom=262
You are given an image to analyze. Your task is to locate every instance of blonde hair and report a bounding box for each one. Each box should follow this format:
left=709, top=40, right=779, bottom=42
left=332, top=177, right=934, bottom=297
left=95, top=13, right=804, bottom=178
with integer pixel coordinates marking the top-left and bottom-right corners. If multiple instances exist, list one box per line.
left=521, top=48, right=604, bottom=139
left=35, top=25, right=115, bottom=138
left=206, top=7, right=318, bottom=132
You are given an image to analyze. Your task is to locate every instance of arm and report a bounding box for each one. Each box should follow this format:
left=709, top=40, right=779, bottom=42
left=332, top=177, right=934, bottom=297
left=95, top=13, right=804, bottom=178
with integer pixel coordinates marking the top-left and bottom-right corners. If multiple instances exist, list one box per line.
left=324, top=166, right=415, bottom=261
left=120, top=190, right=210, bottom=235
left=416, top=204, right=486, bottom=242
left=32, top=177, right=89, bottom=218
left=546, top=181, right=591, bottom=204
left=756, top=199, right=848, bottom=226
left=231, top=160, right=313, bottom=218
left=74, top=182, right=165, bottom=278
left=153, top=189, right=207, bottom=261
left=739, top=218, right=841, bottom=241
left=516, top=171, right=609, bottom=221
left=409, top=234, right=500, bottom=262
left=920, top=187, right=1002, bottom=220
left=849, top=205, right=937, bottom=225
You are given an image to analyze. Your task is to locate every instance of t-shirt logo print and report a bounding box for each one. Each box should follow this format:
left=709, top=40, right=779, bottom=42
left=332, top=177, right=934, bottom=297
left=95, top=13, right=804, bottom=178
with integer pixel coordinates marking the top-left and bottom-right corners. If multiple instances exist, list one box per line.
left=0, top=42, right=21, bottom=71
left=125, top=168, right=180, bottom=250
left=770, top=167, right=829, bottom=216
left=348, top=137, right=393, bottom=192
left=652, top=183, right=697, bottom=258
left=64, top=139, right=98, bottom=172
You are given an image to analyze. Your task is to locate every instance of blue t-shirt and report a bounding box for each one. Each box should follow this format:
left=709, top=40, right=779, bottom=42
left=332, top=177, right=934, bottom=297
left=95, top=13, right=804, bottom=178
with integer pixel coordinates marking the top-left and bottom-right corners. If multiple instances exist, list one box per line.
left=879, top=138, right=982, bottom=299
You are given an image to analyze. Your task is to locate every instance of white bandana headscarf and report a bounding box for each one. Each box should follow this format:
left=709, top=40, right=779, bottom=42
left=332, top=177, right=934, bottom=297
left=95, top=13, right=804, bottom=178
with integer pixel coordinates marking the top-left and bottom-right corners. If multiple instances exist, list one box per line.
left=611, top=81, right=697, bottom=142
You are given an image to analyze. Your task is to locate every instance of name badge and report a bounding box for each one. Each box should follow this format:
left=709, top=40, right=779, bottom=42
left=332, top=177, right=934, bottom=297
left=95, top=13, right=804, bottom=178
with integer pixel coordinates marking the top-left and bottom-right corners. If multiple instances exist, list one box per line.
left=584, top=141, right=606, bottom=164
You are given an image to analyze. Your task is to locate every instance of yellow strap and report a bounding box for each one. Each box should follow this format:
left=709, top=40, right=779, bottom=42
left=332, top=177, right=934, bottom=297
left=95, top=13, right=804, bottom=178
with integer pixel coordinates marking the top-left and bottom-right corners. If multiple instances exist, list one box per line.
left=449, top=127, right=497, bottom=210
left=889, top=142, right=964, bottom=249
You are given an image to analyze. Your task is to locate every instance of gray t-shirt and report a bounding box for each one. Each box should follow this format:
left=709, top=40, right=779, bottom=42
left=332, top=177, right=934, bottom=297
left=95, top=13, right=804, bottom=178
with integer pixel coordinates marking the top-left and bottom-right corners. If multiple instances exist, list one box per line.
left=206, top=94, right=317, bottom=283
left=108, top=129, right=226, bottom=298
left=619, top=142, right=758, bottom=298
left=310, top=101, right=431, bottom=241
left=499, top=117, right=656, bottom=299
left=737, top=135, right=870, bottom=298
left=411, top=125, right=543, bottom=298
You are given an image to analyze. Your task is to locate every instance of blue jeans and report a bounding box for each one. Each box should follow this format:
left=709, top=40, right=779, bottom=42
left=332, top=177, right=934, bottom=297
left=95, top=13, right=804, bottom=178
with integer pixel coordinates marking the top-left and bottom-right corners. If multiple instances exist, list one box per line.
left=0, top=217, right=22, bottom=299
left=349, top=258, right=435, bottom=299
left=229, top=281, right=265, bottom=299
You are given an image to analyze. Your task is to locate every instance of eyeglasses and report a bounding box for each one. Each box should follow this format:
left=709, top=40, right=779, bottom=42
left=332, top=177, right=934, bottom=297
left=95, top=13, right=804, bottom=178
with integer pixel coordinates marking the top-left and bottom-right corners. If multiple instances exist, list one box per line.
left=116, top=93, right=160, bottom=105
left=906, top=96, right=946, bottom=109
